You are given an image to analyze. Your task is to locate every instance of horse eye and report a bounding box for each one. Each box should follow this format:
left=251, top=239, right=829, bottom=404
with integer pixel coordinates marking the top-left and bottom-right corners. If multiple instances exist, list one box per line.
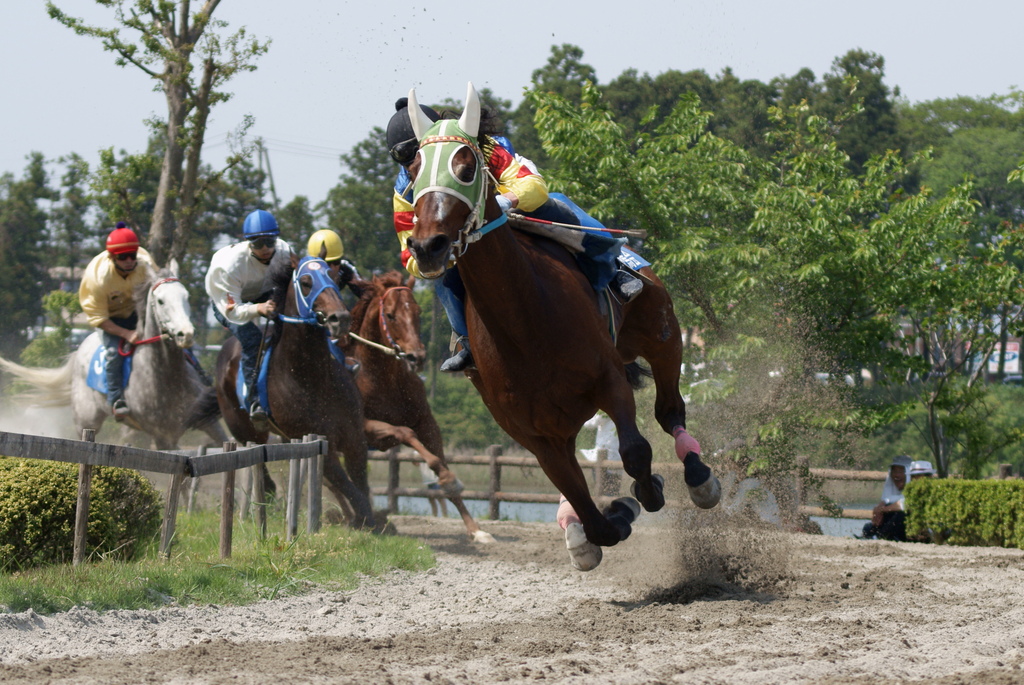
left=157, top=299, right=164, bottom=306
left=300, top=275, right=313, bottom=295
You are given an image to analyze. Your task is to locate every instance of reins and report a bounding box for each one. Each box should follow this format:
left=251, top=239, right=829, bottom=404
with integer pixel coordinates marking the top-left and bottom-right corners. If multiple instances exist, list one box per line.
left=348, top=286, right=416, bottom=361
left=118, top=277, right=181, bottom=355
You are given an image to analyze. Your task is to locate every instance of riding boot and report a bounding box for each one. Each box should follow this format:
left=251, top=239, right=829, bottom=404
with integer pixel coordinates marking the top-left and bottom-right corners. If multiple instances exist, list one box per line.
left=611, top=269, right=643, bottom=303
left=440, top=336, right=474, bottom=373
left=112, top=398, right=131, bottom=420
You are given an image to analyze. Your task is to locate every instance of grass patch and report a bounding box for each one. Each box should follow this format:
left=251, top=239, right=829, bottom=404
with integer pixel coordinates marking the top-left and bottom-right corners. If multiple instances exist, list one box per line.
left=0, top=509, right=434, bottom=615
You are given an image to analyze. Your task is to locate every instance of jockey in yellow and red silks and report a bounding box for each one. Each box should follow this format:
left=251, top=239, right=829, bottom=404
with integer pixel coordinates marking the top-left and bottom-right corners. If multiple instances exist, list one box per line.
left=388, top=97, right=551, bottom=373
left=386, top=96, right=645, bottom=372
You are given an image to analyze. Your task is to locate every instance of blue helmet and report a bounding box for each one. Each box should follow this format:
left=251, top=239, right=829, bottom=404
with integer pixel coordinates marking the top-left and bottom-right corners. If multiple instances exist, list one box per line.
left=242, top=209, right=279, bottom=239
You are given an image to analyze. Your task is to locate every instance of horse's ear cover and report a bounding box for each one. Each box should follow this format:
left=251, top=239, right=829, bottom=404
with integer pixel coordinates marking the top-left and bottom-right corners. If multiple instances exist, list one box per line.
left=407, top=88, right=435, bottom=141
left=457, top=81, right=481, bottom=138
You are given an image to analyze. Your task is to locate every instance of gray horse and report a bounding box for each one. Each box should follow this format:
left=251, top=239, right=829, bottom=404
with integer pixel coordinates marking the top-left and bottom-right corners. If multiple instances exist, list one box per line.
left=0, top=266, right=225, bottom=450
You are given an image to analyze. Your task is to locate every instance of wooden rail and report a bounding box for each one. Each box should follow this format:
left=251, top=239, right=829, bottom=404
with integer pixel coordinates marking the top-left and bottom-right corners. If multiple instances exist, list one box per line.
left=0, top=429, right=327, bottom=563
left=366, top=446, right=890, bottom=521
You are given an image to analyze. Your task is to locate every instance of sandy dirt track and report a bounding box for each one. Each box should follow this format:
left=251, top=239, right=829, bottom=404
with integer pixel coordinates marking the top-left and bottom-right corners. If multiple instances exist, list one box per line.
left=1, top=512, right=1024, bottom=684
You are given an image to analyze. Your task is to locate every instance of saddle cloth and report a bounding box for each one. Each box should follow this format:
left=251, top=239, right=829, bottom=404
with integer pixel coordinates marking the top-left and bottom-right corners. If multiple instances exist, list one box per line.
left=85, top=345, right=134, bottom=394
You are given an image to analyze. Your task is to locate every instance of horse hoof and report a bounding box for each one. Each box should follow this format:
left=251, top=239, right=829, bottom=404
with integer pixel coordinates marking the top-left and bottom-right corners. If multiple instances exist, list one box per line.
left=565, top=522, right=602, bottom=572
left=603, top=497, right=640, bottom=541
left=441, top=478, right=465, bottom=497
left=689, top=474, right=722, bottom=509
left=629, top=473, right=665, bottom=512
left=472, top=530, right=496, bottom=544
left=608, top=496, right=641, bottom=522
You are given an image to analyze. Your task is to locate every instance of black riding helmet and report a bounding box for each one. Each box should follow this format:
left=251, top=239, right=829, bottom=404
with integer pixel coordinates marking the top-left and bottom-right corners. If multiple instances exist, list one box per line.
left=386, top=97, right=440, bottom=166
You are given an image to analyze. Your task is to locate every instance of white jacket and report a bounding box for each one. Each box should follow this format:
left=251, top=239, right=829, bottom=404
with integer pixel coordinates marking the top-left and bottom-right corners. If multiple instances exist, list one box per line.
left=205, top=239, right=293, bottom=325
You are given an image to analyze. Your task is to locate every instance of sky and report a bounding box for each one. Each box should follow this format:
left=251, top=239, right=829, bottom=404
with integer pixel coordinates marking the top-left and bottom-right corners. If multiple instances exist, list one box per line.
left=4, top=0, right=1022, bottom=207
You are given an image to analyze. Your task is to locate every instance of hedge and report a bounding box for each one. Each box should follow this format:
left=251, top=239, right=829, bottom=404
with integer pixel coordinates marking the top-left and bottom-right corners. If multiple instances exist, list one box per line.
left=0, top=457, right=162, bottom=570
left=905, top=478, right=1024, bottom=548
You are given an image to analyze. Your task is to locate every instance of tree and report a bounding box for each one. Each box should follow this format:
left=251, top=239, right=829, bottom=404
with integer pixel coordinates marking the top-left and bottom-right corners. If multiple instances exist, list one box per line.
left=528, top=82, right=1024, bottom=479
left=320, top=128, right=404, bottom=276
left=0, top=155, right=54, bottom=355
left=48, top=154, right=94, bottom=273
left=48, top=0, right=269, bottom=265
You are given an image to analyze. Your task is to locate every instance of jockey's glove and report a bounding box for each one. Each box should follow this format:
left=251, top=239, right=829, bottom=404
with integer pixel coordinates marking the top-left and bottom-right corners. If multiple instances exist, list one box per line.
left=496, top=195, right=513, bottom=214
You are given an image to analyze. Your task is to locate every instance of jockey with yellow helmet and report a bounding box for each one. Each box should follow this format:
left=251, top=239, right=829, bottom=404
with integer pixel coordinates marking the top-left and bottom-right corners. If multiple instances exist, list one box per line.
left=306, top=229, right=362, bottom=295
left=78, top=222, right=156, bottom=419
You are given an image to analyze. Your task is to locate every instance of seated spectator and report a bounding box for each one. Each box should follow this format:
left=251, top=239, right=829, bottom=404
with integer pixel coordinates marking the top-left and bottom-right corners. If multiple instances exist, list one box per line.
left=909, top=460, right=936, bottom=480
left=861, top=455, right=912, bottom=541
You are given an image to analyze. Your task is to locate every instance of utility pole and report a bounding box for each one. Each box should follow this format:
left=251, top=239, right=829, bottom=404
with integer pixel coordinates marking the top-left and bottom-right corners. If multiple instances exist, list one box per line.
left=255, top=139, right=281, bottom=211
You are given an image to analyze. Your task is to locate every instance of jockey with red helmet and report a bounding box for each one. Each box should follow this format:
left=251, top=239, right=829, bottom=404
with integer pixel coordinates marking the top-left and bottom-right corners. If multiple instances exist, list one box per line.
left=78, top=222, right=156, bottom=419
left=204, top=209, right=293, bottom=429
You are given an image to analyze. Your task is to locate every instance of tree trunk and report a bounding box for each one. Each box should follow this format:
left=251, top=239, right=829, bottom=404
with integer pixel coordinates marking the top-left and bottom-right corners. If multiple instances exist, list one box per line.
left=150, top=75, right=189, bottom=267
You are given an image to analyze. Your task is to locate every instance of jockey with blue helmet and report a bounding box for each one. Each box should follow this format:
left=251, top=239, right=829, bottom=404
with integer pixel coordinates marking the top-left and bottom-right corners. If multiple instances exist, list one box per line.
left=204, top=209, right=294, bottom=427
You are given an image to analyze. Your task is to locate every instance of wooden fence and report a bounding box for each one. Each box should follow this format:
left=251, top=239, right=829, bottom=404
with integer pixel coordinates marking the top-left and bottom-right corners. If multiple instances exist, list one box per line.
left=0, top=429, right=328, bottom=564
left=366, top=446, right=892, bottom=522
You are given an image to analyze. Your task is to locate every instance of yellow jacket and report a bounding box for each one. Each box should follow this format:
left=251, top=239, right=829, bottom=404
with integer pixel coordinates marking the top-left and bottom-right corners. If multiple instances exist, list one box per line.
left=78, top=248, right=156, bottom=327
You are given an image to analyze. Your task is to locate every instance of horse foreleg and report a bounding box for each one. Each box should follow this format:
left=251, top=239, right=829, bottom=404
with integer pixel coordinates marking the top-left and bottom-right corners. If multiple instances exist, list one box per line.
left=322, top=453, right=375, bottom=529
left=364, top=419, right=493, bottom=543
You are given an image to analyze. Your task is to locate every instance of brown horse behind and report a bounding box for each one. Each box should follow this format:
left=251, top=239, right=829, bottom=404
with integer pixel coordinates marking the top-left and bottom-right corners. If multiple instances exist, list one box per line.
left=214, top=256, right=375, bottom=528
left=346, top=271, right=494, bottom=543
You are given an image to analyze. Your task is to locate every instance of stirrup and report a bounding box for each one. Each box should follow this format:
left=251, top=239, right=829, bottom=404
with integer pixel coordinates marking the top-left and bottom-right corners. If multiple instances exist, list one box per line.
left=249, top=402, right=269, bottom=430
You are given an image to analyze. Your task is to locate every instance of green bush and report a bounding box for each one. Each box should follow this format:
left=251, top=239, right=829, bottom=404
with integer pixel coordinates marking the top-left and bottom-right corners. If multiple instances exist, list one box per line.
left=0, top=458, right=162, bottom=570
left=906, top=478, right=1024, bottom=548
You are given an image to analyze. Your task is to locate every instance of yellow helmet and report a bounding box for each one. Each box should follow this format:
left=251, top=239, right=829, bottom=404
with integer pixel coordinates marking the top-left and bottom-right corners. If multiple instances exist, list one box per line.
left=306, top=229, right=344, bottom=261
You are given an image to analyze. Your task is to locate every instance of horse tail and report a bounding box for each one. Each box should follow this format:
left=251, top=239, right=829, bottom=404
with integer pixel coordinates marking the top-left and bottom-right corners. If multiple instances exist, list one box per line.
left=0, top=354, right=74, bottom=406
left=624, top=361, right=653, bottom=390
left=184, top=386, right=222, bottom=432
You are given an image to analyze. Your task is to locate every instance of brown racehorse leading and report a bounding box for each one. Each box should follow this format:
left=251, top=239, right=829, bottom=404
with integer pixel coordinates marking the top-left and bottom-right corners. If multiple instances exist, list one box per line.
left=403, top=83, right=720, bottom=570
left=345, top=271, right=494, bottom=543
left=214, top=255, right=375, bottom=528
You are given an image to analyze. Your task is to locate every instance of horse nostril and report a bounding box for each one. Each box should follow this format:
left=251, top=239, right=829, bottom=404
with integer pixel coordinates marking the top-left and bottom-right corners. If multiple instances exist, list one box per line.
left=408, top=234, right=450, bottom=262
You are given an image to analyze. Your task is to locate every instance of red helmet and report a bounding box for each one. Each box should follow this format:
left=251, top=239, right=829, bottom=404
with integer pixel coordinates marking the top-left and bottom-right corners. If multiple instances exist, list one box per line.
left=106, top=222, right=140, bottom=255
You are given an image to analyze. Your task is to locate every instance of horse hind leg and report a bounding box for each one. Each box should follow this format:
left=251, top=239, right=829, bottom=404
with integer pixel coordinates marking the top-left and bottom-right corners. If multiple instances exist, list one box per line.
left=618, top=281, right=721, bottom=508
left=322, top=452, right=376, bottom=529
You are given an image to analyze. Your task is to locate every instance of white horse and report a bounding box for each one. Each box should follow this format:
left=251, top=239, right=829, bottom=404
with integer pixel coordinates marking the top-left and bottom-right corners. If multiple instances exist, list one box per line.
left=0, top=266, right=226, bottom=450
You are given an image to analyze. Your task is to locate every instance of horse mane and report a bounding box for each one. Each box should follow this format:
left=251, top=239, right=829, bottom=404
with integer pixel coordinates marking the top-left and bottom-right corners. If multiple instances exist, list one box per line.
left=131, top=266, right=177, bottom=329
left=268, top=256, right=294, bottom=311
left=349, top=271, right=407, bottom=331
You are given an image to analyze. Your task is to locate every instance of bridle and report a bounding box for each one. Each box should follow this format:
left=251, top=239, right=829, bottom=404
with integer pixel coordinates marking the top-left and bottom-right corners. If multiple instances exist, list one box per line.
left=347, top=286, right=419, bottom=364
left=119, top=277, right=182, bottom=354
left=413, top=128, right=509, bottom=263
left=276, top=257, right=341, bottom=327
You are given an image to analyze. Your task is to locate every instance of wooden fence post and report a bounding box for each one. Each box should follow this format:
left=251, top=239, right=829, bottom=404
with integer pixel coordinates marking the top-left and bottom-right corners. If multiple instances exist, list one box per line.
left=387, top=447, right=400, bottom=513
left=306, top=435, right=322, bottom=534
left=72, top=428, right=96, bottom=566
left=594, top=448, right=606, bottom=497
left=286, top=438, right=302, bottom=541
left=186, top=445, right=204, bottom=514
left=220, top=441, right=236, bottom=559
left=159, top=463, right=185, bottom=560
left=239, top=444, right=253, bottom=521
left=487, top=444, right=502, bottom=520
left=252, top=448, right=267, bottom=540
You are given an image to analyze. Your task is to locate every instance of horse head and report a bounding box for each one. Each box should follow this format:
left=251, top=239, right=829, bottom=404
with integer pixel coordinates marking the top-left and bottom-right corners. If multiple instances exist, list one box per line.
left=144, top=274, right=195, bottom=349
left=375, top=272, right=426, bottom=371
left=405, top=82, right=497, bottom=279
left=287, top=256, right=351, bottom=341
